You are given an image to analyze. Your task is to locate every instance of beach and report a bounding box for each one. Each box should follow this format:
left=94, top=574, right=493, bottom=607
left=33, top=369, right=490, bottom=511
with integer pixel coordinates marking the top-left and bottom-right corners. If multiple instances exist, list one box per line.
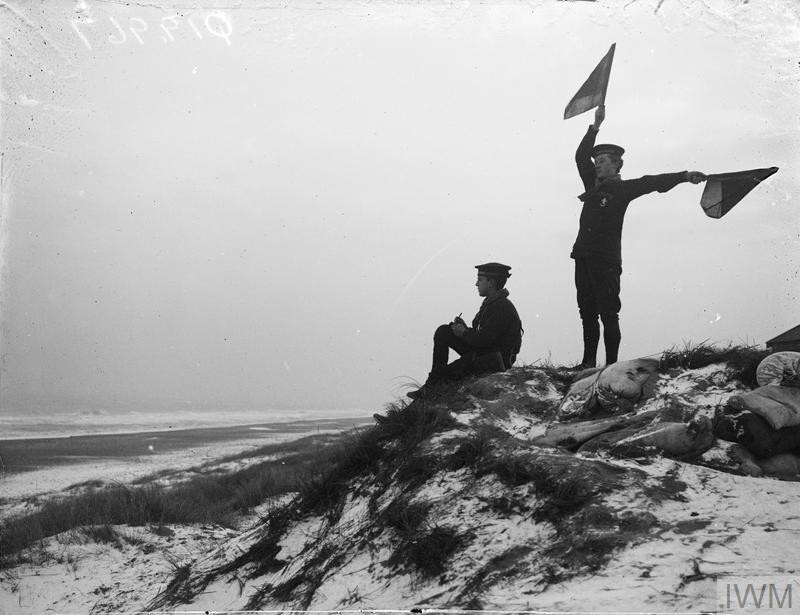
left=0, top=414, right=373, bottom=516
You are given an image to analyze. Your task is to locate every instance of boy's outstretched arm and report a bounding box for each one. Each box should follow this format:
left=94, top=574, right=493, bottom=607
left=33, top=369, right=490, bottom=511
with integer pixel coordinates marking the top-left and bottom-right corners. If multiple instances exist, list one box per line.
left=624, top=170, right=707, bottom=200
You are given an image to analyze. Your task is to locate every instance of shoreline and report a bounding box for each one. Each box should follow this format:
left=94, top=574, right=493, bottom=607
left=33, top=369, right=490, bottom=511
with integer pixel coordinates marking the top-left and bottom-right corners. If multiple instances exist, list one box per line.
left=0, top=415, right=372, bottom=475
left=0, top=408, right=371, bottom=441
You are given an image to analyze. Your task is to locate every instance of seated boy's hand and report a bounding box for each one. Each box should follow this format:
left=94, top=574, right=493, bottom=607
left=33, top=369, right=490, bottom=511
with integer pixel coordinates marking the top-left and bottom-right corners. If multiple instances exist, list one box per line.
left=451, top=322, right=467, bottom=337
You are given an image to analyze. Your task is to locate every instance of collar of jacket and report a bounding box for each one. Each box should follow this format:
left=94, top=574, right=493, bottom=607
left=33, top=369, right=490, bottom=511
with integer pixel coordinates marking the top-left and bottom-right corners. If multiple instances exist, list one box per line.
left=481, top=288, right=510, bottom=307
left=578, top=175, right=622, bottom=201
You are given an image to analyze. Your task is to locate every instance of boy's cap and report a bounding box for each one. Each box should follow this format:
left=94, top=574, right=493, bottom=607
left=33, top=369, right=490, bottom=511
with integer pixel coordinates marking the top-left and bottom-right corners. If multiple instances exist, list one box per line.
left=475, top=262, right=512, bottom=278
left=592, top=143, right=625, bottom=158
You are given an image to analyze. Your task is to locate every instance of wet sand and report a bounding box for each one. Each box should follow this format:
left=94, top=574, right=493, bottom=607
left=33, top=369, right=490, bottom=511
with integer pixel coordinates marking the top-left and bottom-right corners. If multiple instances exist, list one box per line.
left=0, top=416, right=372, bottom=474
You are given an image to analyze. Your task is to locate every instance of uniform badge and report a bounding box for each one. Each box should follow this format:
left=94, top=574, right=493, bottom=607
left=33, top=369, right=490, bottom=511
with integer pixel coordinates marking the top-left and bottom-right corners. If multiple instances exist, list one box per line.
left=600, top=197, right=608, bottom=207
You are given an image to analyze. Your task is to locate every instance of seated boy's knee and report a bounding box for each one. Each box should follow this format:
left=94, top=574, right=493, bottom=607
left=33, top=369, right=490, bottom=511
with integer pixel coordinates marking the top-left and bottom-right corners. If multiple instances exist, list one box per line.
left=434, top=324, right=452, bottom=340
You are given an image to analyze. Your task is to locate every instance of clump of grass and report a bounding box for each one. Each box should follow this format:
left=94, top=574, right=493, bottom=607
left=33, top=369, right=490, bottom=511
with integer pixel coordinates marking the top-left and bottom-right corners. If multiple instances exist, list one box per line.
left=446, top=429, right=496, bottom=471
left=478, top=453, right=549, bottom=488
left=494, top=362, right=571, bottom=396
left=217, top=504, right=293, bottom=578
left=481, top=390, right=558, bottom=421
left=215, top=432, right=345, bottom=464
left=484, top=493, right=526, bottom=516
left=542, top=505, right=660, bottom=580
left=81, top=524, right=121, bottom=545
left=549, top=532, right=628, bottom=572
left=479, top=451, right=630, bottom=523
left=147, top=502, right=295, bottom=611
left=149, top=524, right=175, bottom=538
left=618, top=510, right=659, bottom=532
left=520, top=396, right=561, bottom=421
left=464, top=379, right=506, bottom=399
left=387, top=524, right=472, bottom=578
left=659, top=341, right=768, bottom=387
left=456, top=545, right=534, bottom=604
left=641, top=467, right=689, bottom=503
left=395, top=454, right=440, bottom=487
left=531, top=467, right=594, bottom=521
left=383, top=499, right=432, bottom=538
left=528, top=359, right=580, bottom=394
left=572, top=504, right=617, bottom=528
left=374, top=400, right=458, bottom=445
left=153, top=560, right=198, bottom=607
left=294, top=428, right=385, bottom=521
left=493, top=363, right=542, bottom=385
left=247, top=541, right=342, bottom=610
left=294, top=401, right=456, bottom=521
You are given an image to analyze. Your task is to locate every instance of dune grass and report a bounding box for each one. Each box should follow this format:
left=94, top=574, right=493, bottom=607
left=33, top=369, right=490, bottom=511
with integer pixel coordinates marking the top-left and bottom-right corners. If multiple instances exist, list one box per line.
left=659, top=341, right=768, bottom=387
left=190, top=398, right=463, bottom=609
left=0, top=431, right=354, bottom=567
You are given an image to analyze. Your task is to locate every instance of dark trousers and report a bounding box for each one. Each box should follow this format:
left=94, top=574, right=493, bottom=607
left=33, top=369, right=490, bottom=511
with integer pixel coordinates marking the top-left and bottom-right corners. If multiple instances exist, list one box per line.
left=574, top=258, right=622, bottom=365
left=428, top=324, right=505, bottom=384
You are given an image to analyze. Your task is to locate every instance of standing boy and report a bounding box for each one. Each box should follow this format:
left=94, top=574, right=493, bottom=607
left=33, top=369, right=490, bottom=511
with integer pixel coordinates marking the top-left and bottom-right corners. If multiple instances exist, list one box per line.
left=571, top=105, right=706, bottom=367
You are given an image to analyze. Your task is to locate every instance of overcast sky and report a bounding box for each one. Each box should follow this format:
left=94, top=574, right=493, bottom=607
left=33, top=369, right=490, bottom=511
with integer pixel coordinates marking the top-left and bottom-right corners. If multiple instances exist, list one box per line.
left=1, top=0, right=798, bottom=414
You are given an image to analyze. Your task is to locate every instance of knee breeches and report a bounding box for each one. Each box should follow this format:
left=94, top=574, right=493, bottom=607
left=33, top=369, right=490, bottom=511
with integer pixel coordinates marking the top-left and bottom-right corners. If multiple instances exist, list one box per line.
left=574, top=258, right=622, bottom=321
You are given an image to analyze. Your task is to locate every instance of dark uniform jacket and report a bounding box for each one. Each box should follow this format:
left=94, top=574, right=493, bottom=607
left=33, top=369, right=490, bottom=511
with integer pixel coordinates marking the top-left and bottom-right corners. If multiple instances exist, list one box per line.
left=571, top=125, right=688, bottom=265
left=461, top=289, right=523, bottom=368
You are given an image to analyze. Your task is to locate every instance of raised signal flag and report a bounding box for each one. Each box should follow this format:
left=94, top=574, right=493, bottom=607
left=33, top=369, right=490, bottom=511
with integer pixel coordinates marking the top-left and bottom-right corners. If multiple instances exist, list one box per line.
left=564, top=43, right=616, bottom=120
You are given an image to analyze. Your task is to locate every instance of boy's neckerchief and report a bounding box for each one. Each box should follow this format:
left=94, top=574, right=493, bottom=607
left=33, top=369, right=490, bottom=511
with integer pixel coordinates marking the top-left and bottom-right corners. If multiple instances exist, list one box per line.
left=578, top=174, right=622, bottom=201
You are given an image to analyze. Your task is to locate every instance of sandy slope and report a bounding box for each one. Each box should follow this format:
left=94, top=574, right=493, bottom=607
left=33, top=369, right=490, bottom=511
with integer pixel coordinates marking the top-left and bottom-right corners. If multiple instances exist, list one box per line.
left=165, top=461, right=800, bottom=613
left=3, top=363, right=800, bottom=613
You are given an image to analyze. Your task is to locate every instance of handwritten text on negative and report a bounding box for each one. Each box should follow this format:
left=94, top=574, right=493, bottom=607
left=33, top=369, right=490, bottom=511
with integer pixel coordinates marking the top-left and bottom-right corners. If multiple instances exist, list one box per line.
left=71, top=11, right=234, bottom=50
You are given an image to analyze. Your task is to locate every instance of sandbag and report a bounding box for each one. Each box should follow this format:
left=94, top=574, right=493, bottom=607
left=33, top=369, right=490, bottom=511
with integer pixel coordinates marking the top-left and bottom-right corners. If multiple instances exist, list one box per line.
left=758, top=453, right=800, bottom=477
left=557, top=368, right=603, bottom=419
left=532, top=414, right=627, bottom=449
left=656, top=404, right=697, bottom=424
left=578, top=427, right=641, bottom=453
left=727, top=443, right=764, bottom=477
left=756, top=351, right=800, bottom=387
left=713, top=411, right=800, bottom=458
left=557, top=358, right=659, bottom=419
left=595, top=358, right=660, bottom=412
left=727, top=385, right=800, bottom=430
left=533, top=408, right=660, bottom=450
left=582, top=417, right=714, bottom=460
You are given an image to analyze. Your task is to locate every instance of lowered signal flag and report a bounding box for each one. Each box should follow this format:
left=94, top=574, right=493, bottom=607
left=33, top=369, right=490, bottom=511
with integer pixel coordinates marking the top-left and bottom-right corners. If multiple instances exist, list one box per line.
left=564, top=43, right=616, bottom=120
left=700, top=167, right=779, bottom=218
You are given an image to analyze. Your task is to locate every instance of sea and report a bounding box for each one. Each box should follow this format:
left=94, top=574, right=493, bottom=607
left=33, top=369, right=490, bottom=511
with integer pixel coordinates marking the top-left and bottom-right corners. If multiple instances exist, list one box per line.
left=0, top=406, right=371, bottom=441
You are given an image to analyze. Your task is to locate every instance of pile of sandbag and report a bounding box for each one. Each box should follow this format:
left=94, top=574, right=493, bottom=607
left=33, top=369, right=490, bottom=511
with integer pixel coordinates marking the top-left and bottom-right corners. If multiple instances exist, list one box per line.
left=533, top=410, right=715, bottom=460
left=714, top=352, right=800, bottom=477
left=534, top=357, right=715, bottom=460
